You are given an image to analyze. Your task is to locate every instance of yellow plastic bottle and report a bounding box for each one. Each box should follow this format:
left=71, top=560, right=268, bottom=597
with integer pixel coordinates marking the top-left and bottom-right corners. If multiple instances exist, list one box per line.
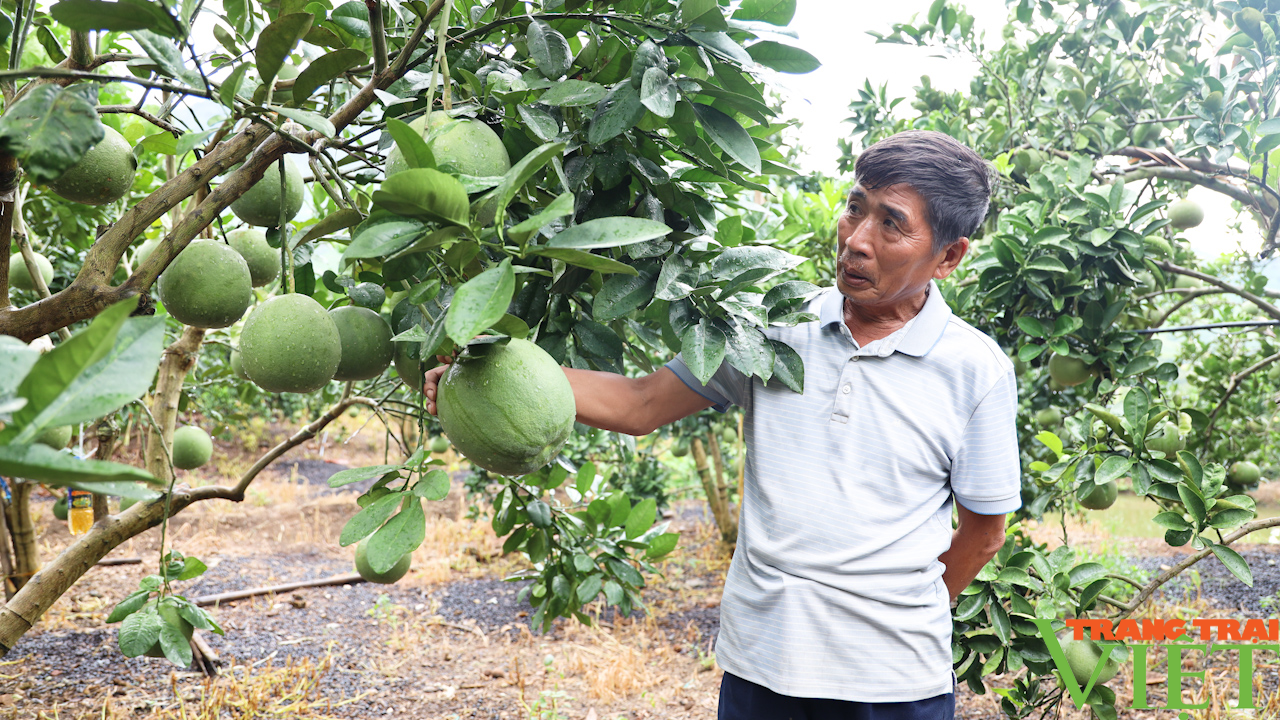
left=68, top=489, right=93, bottom=535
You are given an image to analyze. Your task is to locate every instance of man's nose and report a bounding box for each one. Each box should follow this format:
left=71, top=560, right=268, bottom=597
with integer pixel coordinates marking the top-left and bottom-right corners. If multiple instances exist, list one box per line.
left=841, top=219, right=873, bottom=255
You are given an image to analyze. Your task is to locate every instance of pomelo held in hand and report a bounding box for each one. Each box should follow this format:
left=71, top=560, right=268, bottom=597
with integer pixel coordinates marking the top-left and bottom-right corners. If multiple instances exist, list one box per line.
left=48, top=125, right=137, bottom=205
left=354, top=537, right=412, bottom=584
left=171, top=425, right=213, bottom=469
left=240, top=294, right=342, bottom=393
left=385, top=111, right=512, bottom=178
left=329, top=305, right=394, bottom=381
left=226, top=229, right=280, bottom=287
left=230, top=156, right=304, bottom=227
left=157, top=239, right=254, bottom=329
left=9, top=252, right=53, bottom=291
left=437, top=338, right=576, bottom=476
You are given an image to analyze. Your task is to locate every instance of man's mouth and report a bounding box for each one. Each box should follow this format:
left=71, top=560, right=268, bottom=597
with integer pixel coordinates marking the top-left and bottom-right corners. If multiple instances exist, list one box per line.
left=841, top=267, right=871, bottom=286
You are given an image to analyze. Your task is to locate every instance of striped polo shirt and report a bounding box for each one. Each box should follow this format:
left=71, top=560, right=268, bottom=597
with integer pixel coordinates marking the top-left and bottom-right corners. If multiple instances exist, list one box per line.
left=666, top=281, right=1022, bottom=702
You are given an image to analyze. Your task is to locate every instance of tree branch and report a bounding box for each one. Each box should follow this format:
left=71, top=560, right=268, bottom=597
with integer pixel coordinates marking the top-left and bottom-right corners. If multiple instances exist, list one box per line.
left=1204, top=351, right=1280, bottom=437
left=367, top=0, right=388, bottom=74
left=97, top=105, right=182, bottom=136
left=1153, top=260, right=1280, bottom=322
left=0, top=68, right=212, bottom=99
left=1113, top=165, right=1267, bottom=215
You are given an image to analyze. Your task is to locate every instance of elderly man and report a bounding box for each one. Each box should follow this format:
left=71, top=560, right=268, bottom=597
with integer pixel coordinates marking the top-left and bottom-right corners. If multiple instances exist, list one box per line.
left=424, top=130, right=1020, bottom=719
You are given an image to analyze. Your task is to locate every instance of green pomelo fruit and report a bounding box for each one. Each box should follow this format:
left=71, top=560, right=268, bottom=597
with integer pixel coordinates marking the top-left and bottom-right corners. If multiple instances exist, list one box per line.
left=240, top=294, right=342, bottom=393
left=171, top=425, right=213, bottom=470
left=1079, top=481, right=1118, bottom=510
left=394, top=343, right=425, bottom=393
left=1132, top=122, right=1160, bottom=146
left=53, top=497, right=68, bottom=521
left=721, top=428, right=737, bottom=445
left=1174, top=274, right=1203, bottom=289
left=431, top=436, right=450, bottom=453
left=1034, top=407, right=1062, bottom=427
left=437, top=338, right=576, bottom=476
left=158, top=239, right=254, bottom=329
left=1203, top=90, right=1224, bottom=113
left=385, top=111, right=512, bottom=178
left=354, top=537, right=412, bottom=584
left=47, top=125, right=137, bottom=205
left=226, top=229, right=279, bottom=287
left=9, top=252, right=53, bottom=291
left=671, top=441, right=689, bottom=458
left=1147, top=421, right=1184, bottom=456
left=1168, top=200, right=1204, bottom=230
left=349, top=282, right=386, bottom=311
left=143, top=604, right=194, bottom=658
left=1063, top=638, right=1120, bottom=683
left=1229, top=461, right=1262, bottom=485
left=1048, top=354, right=1092, bottom=387
left=330, top=305, right=394, bottom=381
left=230, top=348, right=250, bottom=381
left=36, top=424, right=73, bottom=449
left=229, top=156, right=304, bottom=227
left=134, top=238, right=161, bottom=267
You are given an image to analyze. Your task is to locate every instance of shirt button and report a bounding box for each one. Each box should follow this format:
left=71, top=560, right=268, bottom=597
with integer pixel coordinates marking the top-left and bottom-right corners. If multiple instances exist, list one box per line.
left=842, top=384, right=851, bottom=394
left=851, top=356, right=860, bottom=362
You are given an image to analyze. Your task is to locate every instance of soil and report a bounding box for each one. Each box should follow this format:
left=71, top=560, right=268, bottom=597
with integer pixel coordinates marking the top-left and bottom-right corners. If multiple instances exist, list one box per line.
left=4, top=415, right=1280, bottom=719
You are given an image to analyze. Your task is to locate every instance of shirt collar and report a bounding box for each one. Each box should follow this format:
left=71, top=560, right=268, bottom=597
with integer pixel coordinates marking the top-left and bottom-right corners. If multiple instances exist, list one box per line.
left=818, top=280, right=952, bottom=357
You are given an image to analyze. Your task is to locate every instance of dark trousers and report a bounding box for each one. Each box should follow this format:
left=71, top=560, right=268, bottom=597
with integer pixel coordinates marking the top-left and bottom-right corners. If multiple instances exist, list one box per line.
left=718, top=672, right=955, bottom=720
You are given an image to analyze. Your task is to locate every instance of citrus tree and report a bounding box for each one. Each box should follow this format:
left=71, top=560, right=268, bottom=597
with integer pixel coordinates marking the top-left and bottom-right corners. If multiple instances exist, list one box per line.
left=0, top=0, right=823, bottom=662
left=839, top=0, right=1280, bottom=716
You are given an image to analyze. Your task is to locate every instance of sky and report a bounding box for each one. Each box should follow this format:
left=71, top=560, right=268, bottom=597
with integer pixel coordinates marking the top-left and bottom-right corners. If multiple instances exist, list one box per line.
left=776, top=0, right=1271, bottom=266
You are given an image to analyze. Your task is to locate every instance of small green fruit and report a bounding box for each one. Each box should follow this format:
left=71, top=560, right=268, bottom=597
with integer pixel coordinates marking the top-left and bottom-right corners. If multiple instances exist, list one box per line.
left=226, top=229, right=280, bottom=287
left=329, top=305, right=394, bottom=381
left=1034, top=407, right=1062, bottom=427
left=1229, top=461, right=1262, bottom=486
left=229, top=156, right=304, bottom=228
left=354, top=537, right=412, bottom=584
left=1203, top=90, right=1224, bottom=114
left=53, top=496, right=68, bottom=521
left=1079, top=481, right=1118, bottom=510
left=157, top=239, right=254, bottom=329
left=671, top=441, right=689, bottom=458
left=1147, top=421, right=1184, bottom=456
left=1168, top=200, right=1204, bottom=230
left=1063, top=637, right=1121, bottom=683
left=9, top=252, right=53, bottom=291
left=47, top=125, right=137, bottom=205
left=240, top=294, right=342, bottom=393
left=230, top=348, right=250, bottom=381
left=171, top=425, right=213, bottom=470
left=134, top=238, right=162, bottom=267
left=394, top=343, right=425, bottom=394
left=431, top=435, right=450, bottom=453
left=1048, top=354, right=1092, bottom=387
left=36, top=425, right=73, bottom=449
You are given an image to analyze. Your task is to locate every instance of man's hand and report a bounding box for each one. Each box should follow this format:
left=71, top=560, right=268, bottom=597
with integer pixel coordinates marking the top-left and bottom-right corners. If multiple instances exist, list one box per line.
left=421, top=356, right=452, bottom=416
left=939, top=504, right=1007, bottom=603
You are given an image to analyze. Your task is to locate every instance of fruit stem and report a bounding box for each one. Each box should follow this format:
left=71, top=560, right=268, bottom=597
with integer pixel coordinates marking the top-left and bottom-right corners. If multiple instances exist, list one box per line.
left=366, top=0, right=388, bottom=74
left=422, top=0, right=453, bottom=114
left=279, top=157, right=295, bottom=294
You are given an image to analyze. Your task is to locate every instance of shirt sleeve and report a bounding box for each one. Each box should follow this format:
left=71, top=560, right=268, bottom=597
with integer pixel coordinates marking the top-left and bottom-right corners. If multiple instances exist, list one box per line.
left=951, top=369, right=1023, bottom=515
left=665, top=354, right=751, bottom=412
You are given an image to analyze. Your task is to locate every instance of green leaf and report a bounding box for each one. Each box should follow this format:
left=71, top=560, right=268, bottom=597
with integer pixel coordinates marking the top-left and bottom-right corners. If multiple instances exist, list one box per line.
left=9, top=300, right=136, bottom=442
left=256, top=13, right=313, bottom=86
left=157, top=612, right=193, bottom=666
left=476, top=141, right=566, bottom=229
left=290, top=48, right=366, bottom=105
left=1026, top=256, right=1069, bottom=273
left=527, top=247, right=639, bottom=275
left=342, top=217, right=426, bottom=260
left=1178, top=484, right=1206, bottom=523
left=526, top=19, right=571, bottom=79
left=527, top=499, right=552, bottom=528
left=0, top=85, right=104, bottom=184
left=692, top=103, right=761, bottom=173
left=680, top=319, right=726, bottom=385
left=1067, top=562, right=1108, bottom=588
left=1209, top=542, right=1253, bottom=587
left=725, top=322, right=773, bottom=381
left=745, top=41, right=819, bottom=73
left=577, top=574, right=603, bottom=602
left=372, top=169, right=470, bottom=227
left=268, top=105, right=335, bottom=137
left=1152, top=511, right=1191, bottom=530
left=36, top=26, right=66, bottom=64
left=132, top=29, right=201, bottom=86
left=328, top=464, right=400, bottom=488
left=106, top=590, right=151, bottom=624
left=118, top=606, right=162, bottom=657
left=51, top=0, right=180, bottom=37
left=539, top=80, right=609, bottom=107
left=588, top=81, right=646, bottom=145
left=1015, top=316, right=1048, bottom=338
left=220, top=63, right=250, bottom=107
left=0, top=337, right=39, bottom=397
left=0, top=13, right=11, bottom=47
left=508, top=192, right=575, bottom=244
left=328, top=1, right=369, bottom=37
left=645, top=532, right=679, bottom=559
left=338, top=491, right=404, bottom=546
left=38, top=317, right=164, bottom=430
left=769, top=339, right=803, bottom=393
left=366, top=498, right=426, bottom=573
left=624, top=497, right=657, bottom=540
left=733, top=0, right=796, bottom=24
left=385, top=117, right=435, bottom=171
left=548, top=217, right=671, bottom=250
left=1094, top=455, right=1132, bottom=485
left=299, top=208, right=363, bottom=245
left=593, top=271, right=656, bottom=322
left=639, top=67, right=679, bottom=118
left=1209, top=508, right=1254, bottom=529
left=446, top=259, right=516, bottom=345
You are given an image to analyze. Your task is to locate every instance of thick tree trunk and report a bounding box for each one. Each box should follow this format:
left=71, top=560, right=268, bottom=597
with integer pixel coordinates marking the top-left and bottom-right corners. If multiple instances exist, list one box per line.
left=146, top=327, right=206, bottom=484
left=3, top=483, right=37, bottom=591
left=0, top=497, right=15, bottom=599
left=692, top=437, right=737, bottom=545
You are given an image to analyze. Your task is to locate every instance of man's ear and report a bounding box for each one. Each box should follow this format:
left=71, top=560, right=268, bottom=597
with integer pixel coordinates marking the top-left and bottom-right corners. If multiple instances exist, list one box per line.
left=934, top=237, right=970, bottom=280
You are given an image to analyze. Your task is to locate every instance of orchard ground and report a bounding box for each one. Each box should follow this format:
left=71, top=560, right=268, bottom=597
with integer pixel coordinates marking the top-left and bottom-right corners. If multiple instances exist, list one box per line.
left=5, top=413, right=1280, bottom=719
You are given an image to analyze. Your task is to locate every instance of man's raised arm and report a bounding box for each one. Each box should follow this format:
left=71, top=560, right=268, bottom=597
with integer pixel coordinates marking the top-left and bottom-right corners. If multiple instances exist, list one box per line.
left=421, top=363, right=715, bottom=436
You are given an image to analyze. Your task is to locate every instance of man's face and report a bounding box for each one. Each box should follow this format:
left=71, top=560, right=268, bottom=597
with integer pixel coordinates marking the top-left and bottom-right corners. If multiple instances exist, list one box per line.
left=835, top=183, right=963, bottom=309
